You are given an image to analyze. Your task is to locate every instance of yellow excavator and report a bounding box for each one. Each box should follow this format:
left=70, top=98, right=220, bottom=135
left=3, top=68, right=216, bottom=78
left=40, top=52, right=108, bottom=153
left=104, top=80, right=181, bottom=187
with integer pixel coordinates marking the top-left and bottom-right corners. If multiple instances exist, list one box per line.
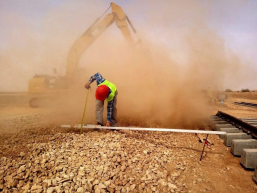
left=28, top=2, right=140, bottom=107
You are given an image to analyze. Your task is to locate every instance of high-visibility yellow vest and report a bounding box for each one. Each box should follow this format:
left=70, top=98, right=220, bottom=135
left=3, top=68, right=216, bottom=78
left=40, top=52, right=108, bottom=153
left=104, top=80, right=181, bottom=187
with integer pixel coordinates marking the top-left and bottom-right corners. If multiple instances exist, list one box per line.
left=98, top=80, right=117, bottom=102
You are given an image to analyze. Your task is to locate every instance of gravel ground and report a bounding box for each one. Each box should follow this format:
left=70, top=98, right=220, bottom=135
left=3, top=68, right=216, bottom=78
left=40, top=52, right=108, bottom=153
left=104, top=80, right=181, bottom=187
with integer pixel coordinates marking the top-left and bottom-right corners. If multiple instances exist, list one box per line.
left=1, top=92, right=257, bottom=192
left=1, top=126, right=257, bottom=193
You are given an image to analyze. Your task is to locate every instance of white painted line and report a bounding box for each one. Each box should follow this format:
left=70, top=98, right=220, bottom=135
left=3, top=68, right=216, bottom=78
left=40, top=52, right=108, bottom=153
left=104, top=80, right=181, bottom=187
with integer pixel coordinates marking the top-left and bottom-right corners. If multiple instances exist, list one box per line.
left=61, top=125, right=226, bottom=135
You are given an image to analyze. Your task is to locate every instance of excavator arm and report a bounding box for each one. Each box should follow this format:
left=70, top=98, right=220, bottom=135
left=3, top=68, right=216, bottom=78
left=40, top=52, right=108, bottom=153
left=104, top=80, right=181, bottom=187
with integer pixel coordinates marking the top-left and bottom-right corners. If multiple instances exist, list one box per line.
left=66, top=2, right=138, bottom=82
left=27, top=3, right=139, bottom=108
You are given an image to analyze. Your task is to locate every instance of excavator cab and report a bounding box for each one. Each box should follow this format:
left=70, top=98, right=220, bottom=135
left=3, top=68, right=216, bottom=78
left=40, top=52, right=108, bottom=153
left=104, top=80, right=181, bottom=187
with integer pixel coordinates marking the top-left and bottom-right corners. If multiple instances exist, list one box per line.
left=28, top=75, right=67, bottom=94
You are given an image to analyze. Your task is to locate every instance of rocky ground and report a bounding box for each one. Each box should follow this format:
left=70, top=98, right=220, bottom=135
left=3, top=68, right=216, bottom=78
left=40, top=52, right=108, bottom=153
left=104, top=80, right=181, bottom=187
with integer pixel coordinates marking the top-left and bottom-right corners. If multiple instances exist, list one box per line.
left=1, top=127, right=256, bottom=193
left=1, top=92, right=257, bottom=192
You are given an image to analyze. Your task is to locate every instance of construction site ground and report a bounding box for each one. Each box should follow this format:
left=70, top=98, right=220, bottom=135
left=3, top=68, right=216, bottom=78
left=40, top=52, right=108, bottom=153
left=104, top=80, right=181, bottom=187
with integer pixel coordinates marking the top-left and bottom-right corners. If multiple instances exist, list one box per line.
left=1, top=92, right=257, bottom=192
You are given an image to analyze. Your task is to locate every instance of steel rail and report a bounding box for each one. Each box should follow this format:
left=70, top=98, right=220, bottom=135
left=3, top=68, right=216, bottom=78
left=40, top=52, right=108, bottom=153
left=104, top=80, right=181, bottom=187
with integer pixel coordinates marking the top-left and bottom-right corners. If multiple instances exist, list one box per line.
left=216, top=111, right=257, bottom=138
left=234, top=102, right=257, bottom=108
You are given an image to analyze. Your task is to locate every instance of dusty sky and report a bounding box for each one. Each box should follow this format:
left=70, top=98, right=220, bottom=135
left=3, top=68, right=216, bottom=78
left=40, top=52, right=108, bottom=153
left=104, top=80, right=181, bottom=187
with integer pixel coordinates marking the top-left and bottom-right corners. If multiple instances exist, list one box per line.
left=0, top=0, right=257, bottom=91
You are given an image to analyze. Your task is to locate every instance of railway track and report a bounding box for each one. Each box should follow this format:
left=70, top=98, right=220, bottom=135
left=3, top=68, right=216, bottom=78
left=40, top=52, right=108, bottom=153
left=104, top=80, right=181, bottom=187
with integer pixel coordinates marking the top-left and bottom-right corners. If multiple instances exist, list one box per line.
left=234, top=102, right=257, bottom=108
left=211, top=111, right=257, bottom=184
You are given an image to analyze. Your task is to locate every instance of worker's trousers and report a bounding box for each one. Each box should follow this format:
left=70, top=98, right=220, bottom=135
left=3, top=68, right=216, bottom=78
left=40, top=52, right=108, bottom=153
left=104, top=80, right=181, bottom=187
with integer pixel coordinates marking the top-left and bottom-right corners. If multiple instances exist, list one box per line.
left=95, top=91, right=118, bottom=127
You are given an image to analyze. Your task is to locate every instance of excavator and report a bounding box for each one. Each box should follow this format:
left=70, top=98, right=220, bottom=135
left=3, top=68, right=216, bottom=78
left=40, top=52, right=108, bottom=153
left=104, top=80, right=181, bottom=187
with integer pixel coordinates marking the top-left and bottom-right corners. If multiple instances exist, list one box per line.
left=28, top=2, right=140, bottom=107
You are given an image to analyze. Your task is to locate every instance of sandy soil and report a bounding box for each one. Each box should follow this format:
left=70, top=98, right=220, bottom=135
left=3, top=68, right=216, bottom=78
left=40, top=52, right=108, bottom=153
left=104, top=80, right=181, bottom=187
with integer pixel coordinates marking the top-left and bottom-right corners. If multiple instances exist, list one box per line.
left=0, top=92, right=257, bottom=192
left=212, top=92, right=257, bottom=118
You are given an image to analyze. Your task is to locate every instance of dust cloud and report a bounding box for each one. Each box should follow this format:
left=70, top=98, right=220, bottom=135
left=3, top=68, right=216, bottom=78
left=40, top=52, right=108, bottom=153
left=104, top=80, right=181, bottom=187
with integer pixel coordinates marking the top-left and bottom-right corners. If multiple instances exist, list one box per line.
left=0, top=0, right=253, bottom=128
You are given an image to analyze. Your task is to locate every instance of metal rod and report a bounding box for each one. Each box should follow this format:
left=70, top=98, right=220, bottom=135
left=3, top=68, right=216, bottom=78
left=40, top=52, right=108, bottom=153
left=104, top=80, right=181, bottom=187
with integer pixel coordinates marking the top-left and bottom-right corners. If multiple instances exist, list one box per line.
left=61, top=125, right=226, bottom=135
left=100, top=5, right=111, bottom=18
left=80, top=89, right=90, bottom=134
left=200, top=134, right=209, bottom=161
left=126, top=16, right=137, bottom=33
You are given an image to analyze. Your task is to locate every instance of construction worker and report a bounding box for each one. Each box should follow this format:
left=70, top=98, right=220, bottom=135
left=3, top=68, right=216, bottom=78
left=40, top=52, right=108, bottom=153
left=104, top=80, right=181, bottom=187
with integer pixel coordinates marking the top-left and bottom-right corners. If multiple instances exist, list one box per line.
left=85, top=72, right=118, bottom=127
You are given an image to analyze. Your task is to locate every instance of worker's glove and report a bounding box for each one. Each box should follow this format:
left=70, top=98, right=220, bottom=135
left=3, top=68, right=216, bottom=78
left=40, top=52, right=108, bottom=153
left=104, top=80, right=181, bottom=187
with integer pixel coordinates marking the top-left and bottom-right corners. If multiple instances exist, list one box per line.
left=106, top=122, right=111, bottom=127
left=84, top=82, right=91, bottom=89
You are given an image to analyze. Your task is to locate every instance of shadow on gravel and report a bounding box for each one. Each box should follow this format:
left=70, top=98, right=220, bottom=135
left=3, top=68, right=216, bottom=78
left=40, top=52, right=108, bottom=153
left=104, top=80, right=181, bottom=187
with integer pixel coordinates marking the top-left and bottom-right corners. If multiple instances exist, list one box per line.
left=0, top=125, right=224, bottom=160
left=64, top=128, right=224, bottom=156
left=120, top=131, right=225, bottom=156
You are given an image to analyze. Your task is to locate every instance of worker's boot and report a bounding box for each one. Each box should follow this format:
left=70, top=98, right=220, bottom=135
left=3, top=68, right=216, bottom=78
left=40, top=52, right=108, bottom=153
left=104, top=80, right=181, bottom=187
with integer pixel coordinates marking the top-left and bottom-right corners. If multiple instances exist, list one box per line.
left=97, top=122, right=103, bottom=126
left=93, top=122, right=103, bottom=131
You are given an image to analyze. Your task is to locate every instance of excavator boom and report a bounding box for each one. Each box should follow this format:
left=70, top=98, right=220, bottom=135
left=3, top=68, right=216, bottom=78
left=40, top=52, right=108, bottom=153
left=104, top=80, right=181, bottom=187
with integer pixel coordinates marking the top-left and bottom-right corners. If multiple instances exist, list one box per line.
left=66, top=2, right=136, bottom=82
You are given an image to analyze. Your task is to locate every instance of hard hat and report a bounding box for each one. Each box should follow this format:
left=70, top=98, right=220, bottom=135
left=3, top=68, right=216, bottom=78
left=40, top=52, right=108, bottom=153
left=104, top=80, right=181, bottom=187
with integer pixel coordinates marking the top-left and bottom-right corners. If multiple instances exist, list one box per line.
left=95, top=85, right=109, bottom=101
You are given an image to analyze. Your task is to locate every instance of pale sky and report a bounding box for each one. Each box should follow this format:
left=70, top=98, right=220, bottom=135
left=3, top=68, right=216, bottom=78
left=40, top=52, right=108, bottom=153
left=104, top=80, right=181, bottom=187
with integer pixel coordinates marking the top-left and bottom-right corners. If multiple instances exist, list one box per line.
left=0, top=0, right=257, bottom=91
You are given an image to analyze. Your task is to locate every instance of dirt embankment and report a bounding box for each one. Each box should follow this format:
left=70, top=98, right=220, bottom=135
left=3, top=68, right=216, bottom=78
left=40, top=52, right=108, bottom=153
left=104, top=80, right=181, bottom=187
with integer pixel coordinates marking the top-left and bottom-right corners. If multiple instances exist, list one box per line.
left=226, top=91, right=257, bottom=101
left=213, top=91, right=257, bottom=118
